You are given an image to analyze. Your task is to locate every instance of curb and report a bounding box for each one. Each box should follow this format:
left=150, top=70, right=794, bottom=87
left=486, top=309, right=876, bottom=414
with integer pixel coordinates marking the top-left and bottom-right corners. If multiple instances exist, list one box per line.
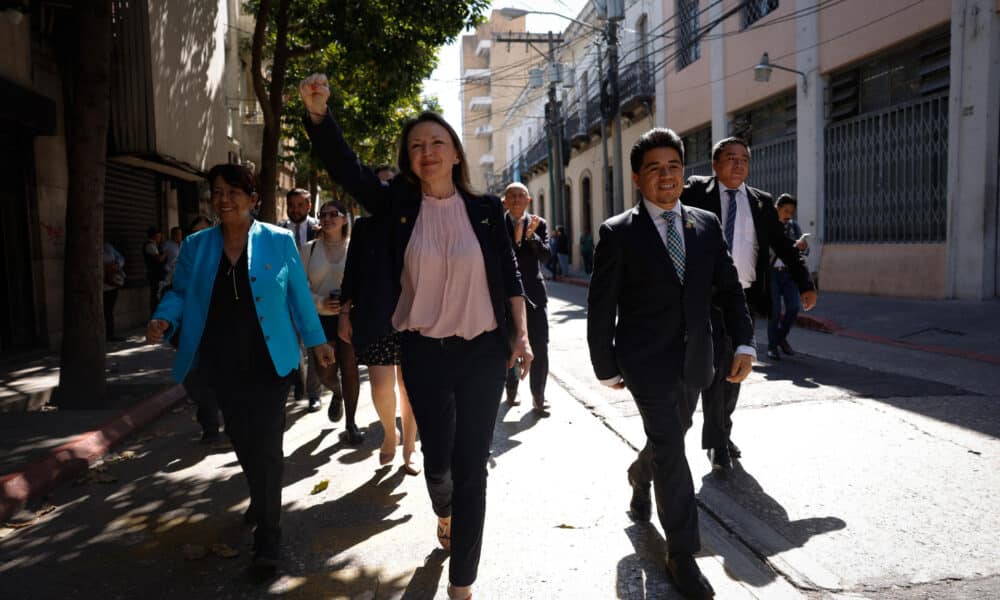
left=0, top=384, right=187, bottom=522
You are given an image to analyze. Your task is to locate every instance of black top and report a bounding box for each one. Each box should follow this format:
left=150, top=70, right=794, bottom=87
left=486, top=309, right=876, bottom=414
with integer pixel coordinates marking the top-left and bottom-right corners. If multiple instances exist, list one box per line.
left=197, top=248, right=279, bottom=384
left=505, top=213, right=550, bottom=309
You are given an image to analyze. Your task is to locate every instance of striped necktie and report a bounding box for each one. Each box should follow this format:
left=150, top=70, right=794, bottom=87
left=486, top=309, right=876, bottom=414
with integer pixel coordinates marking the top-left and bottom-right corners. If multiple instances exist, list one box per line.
left=724, top=189, right=738, bottom=250
left=661, top=211, right=685, bottom=284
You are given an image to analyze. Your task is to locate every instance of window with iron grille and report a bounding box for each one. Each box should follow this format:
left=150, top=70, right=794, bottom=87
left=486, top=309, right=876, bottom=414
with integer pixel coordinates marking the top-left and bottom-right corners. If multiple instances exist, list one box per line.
left=742, top=0, right=778, bottom=29
left=676, top=0, right=700, bottom=71
left=731, top=92, right=796, bottom=146
left=682, top=125, right=713, bottom=177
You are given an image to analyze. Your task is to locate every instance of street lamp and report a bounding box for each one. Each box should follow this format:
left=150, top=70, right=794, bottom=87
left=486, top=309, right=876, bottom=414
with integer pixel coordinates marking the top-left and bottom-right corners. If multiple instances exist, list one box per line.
left=754, top=52, right=808, bottom=95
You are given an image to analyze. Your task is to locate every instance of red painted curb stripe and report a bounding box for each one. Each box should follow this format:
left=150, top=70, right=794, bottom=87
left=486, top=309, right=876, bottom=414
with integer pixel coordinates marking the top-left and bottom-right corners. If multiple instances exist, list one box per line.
left=0, top=384, right=187, bottom=523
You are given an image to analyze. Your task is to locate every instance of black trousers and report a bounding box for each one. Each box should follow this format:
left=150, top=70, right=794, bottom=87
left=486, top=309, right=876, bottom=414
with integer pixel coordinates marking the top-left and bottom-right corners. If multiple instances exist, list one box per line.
left=214, top=375, right=291, bottom=550
left=701, top=312, right=752, bottom=451
left=505, top=304, right=549, bottom=399
left=628, top=382, right=701, bottom=556
left=400, top=329, right=507, bottom=587
left=185, top=366, right=221, bottom=435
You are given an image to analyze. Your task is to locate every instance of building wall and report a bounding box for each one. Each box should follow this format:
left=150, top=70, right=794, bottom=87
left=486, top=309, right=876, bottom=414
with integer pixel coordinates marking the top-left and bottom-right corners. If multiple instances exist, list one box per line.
left=147, top=0, right=236, bottom=171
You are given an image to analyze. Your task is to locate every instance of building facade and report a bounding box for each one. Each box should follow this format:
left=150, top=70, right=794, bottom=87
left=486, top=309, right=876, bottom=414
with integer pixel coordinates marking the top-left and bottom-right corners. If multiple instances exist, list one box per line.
left=0, top=0, right=288, bottom=356
left=469, top=0, right=999, bottom=300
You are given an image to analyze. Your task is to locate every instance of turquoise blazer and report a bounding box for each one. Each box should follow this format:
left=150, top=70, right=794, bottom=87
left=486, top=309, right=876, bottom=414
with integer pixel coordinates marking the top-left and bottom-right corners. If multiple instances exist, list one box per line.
left=153, top=220, right=326, bottom=383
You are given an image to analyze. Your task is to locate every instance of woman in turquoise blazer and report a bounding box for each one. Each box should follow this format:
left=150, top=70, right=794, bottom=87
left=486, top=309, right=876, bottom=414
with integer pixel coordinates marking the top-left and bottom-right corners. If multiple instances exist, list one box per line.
left=147, top=163, right=333, bottom=572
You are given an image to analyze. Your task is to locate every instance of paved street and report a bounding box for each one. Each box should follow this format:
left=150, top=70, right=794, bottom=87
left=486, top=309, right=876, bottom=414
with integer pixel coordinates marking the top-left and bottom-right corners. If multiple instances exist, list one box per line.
left=2, top=283, right=999, bottom=599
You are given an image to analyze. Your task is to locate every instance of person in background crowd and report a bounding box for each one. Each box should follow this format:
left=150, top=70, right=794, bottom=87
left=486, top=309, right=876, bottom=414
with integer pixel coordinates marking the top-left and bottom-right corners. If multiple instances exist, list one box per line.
left=681, top=136, right=817, bottom=474
left=301, top=72, right=531, bottom=600
left=160, top=226, right=183, bottom=294
left=103, top=241, right=126, bottom=342
left=588, top=128, right=753, bottom=600
left=339, top=164, right=421, bottom=474
left=143, top=226, right=166, bottom=315
left=279, top=188, right=322, bottom=408
left=555, top=225, right=570, bottom=278
left=579, top=228, right=594, bottom=275
left=502, top=182, right=551, bottom=413
left=302, top=199, right=365, bottom=444
left=546, top=227, right=561, bottom=280
left=147, top=163, right=335, bottom=572
left=768, top=194, right=810, bottom=360
left=184, top=216, right=222, bottom=444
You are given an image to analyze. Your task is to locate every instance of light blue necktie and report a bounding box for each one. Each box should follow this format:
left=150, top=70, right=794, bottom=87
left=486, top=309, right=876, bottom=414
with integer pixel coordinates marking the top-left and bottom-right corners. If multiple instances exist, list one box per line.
left=724, top=189, right=738, bottom=250
left=661, top=211, right=685, bottom=284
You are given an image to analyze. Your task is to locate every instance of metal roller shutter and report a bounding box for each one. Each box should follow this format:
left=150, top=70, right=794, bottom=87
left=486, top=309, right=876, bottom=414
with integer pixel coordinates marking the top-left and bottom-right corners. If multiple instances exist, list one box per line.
left=103, top=161, right=161, bottom=288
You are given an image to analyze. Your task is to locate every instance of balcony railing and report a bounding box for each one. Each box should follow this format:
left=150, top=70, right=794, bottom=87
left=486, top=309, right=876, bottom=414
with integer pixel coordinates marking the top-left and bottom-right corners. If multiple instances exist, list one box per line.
left=468, top=96, right=492, bottom=111
left=618, top=60, right=654, bottom=118
left=474, top=124, right=493, bottom=138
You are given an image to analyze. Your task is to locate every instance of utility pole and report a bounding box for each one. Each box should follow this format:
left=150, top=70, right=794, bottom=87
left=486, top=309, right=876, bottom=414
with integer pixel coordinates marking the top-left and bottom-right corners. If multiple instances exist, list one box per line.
left=606, top=18, right=625, bottom=213
left=496, top=31, right=567, bottom=230
left=595, top=42, right=612, bottom=218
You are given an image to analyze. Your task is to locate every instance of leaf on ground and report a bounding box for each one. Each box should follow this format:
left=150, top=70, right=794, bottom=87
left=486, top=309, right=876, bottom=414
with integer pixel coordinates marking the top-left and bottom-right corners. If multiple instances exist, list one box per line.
left=211, top=543, right=239, bottom=558
left=105, top=450, right=137, bottom=463
left=555, top=523, right=577, bottom=529
left=182, top=544, right=207, bottom=560
left=3, top=517, right=37, bottom=529
left=310, top=479, right=329, bottom=495
left=36, top=504, right=56, bottom=517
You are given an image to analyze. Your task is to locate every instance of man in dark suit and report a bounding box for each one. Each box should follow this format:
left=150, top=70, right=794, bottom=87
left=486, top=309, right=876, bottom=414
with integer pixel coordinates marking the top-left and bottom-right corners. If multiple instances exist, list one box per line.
left=278, top=188, right=322, bottom=409
left=681, top=137, right=817, bottom=473
left=588, top=128, right=754, bottom=600
left=502, top=182, right=552, bottom=413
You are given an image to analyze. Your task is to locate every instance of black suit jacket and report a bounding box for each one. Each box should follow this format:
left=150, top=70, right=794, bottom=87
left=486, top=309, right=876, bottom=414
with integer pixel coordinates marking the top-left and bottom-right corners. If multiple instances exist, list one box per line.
left=681, top=175, right=813, bottom=317
left=304, top=112, right=524, bottom=353
left=340, top=216, right=397, bottom=356
left=505, top=212, right=551, bottom=309
left=278, top=216, right=319, bottom=244
left=587, top=200, right=753, bottom=393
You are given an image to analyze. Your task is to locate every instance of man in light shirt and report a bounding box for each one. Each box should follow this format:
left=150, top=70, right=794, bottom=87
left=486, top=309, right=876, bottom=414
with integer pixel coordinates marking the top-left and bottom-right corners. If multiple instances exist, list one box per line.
left=588, top=128, right=754, bottom=600
left=682, top=137, right=817, bottom=473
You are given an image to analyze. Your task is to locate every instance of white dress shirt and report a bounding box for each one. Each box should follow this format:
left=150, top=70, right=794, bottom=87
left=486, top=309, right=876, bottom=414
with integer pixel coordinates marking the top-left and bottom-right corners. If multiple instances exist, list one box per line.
left=718, top=182, right=758, bottom=289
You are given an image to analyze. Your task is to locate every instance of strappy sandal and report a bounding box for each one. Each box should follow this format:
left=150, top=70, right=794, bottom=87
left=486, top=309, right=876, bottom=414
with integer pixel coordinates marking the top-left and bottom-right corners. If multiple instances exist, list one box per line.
left=436, top=516, right=451, bottom=552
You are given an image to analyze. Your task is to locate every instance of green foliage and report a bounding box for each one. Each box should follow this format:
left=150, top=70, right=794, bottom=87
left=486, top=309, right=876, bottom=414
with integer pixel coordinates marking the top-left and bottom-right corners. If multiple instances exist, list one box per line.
left=248, top=0, right=488, bottom=198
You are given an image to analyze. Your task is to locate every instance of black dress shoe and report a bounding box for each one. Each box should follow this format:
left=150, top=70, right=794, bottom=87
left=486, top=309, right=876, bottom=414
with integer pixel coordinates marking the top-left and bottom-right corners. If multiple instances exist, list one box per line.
left=666, top=555, right=715, bottom=599
left=307, top=397, right=322, bottom=412
left=767, top=348, right=781, bottom=360
left=327, top=394, right=343, bottom=422
left=627, top=473, right=652, bottom=522
left=345, top=423, right=365, bottom=445
left=727, top=440, right=741, bottom=459
left=506, top=388, right=520, bottom=405
left=779, top=339, right=796, bottom=356
left=532, top=395, right=547, bottom=413
left=708, top=446, right=733, bottom=473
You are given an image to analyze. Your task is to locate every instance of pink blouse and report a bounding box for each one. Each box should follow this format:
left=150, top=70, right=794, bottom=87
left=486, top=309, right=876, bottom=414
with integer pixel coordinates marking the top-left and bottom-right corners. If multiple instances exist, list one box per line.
left=391, top=192, right=496, bottom=339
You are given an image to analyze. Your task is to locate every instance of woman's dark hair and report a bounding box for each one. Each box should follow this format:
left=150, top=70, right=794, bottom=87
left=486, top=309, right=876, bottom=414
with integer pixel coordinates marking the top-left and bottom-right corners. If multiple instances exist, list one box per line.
left=775, top=193, right=797, bottom=208
left=187, top=215, right=213, bottom=234
left=207, top=163, right=257, bottom=196
left=319, top=200, right=350, bottom=239
left=396, top=112, right=475, bottom=196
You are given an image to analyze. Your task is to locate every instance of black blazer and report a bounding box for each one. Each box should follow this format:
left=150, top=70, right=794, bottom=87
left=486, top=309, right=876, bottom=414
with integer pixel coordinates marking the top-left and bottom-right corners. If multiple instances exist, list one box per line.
left=681, top=175, right=813, bottom=317
left=505, top=212, right=551, bottom=309
left=304, top=112, right=524, bottom=352
left=587, top=200, right=753, bottom=392
left=340, top=216, right=397, bottom=356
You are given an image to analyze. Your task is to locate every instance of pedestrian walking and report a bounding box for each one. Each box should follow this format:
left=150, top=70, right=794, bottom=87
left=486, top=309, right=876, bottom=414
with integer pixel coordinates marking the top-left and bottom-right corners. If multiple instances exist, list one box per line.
left=546, top=227, right=561, bottom=280
left=556, top=225, right=570, bottom=277
left=502, top=182, right=551, bottom=413
left=143, top=226, right=166, bottom=316
left=681, top=136, right=817, bottom=473
left=338, top=165, right=420, bottom=474
left=301, top=73, right=531, bottom=600
left=146, top=163, right=334, bottom=572
left=160, top=226, right=183, bottom=295
left=588, top=128, right=754, bottom=600
left=302, top=199, right=365, bottom=444
left=579, top=228, right=594, bottom=275
left=102, top=241, right=126, bottom=342
left=278, top=188, right=322, bottom=410
left=768, top=193, right=810, bottom=360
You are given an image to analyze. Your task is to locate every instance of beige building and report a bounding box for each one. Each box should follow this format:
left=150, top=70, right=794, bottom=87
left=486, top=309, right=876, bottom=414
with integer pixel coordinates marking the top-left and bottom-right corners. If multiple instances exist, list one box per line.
left=472, top=0, right=999, bottom=300
left=0, top=0, right=291, bottom=356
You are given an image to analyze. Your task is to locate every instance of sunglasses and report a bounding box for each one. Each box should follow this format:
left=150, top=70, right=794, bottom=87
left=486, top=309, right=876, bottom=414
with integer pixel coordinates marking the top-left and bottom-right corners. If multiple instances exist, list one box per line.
left=319, top=210, right=345, bottom=218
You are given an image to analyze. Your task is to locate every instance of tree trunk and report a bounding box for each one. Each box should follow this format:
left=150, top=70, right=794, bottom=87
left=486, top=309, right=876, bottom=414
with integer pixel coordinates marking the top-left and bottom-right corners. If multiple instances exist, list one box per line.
left=57, top=0, right=113, bottom=408
left=251, top=0, right=292, bottom=224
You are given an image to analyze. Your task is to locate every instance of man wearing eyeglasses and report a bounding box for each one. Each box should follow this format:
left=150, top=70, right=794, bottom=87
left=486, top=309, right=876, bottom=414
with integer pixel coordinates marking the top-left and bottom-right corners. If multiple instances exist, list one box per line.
left=278, top=188, right=322, bottom=408
left=681, top=136, right=817, bottom=475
